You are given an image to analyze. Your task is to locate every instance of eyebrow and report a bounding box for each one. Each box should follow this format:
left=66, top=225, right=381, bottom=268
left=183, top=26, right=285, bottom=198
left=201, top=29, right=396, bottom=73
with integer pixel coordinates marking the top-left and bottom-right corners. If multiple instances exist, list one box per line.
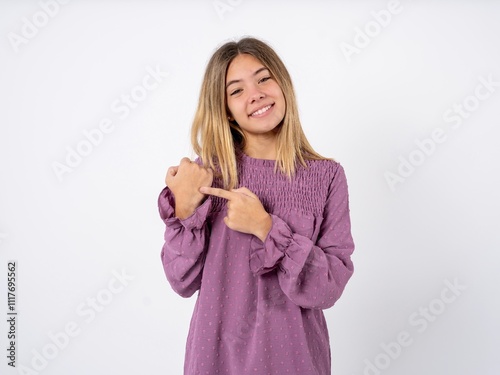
left=226, top=67, right=269, bottom=89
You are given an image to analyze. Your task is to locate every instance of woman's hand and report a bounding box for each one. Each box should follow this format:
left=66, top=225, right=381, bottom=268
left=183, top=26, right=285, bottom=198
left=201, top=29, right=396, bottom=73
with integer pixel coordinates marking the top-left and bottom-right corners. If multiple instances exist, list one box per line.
left=199, top=186, right=272, bottom=242
left=166, top=157, right=213, bottom=219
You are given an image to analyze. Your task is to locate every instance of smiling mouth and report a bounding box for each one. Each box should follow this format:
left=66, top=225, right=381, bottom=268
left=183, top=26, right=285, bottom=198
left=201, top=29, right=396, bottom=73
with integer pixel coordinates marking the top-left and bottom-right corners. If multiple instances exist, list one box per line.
left=249, top=104, right=274, bottom=117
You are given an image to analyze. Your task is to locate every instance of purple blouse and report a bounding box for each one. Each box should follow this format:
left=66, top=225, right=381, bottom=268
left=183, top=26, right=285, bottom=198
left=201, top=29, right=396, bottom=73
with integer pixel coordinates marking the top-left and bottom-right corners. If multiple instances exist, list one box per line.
left=159, top=152, right=354, bottom=375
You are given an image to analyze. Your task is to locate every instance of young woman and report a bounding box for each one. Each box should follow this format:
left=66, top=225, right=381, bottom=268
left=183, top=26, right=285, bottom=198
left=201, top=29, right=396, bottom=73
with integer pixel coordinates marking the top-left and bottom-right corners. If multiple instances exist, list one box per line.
left=158, top=37, right=354, bottom=375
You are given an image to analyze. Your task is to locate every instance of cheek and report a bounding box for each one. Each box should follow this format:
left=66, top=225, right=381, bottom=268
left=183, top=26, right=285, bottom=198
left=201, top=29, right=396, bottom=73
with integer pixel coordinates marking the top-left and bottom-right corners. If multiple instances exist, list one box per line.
left=228, top=100, right=245, bottom=119
left=271, top=85, right=285, bottom=104
left=226, top=100, right=235, bottom=117
left=272, top=88, right=285, bottom=110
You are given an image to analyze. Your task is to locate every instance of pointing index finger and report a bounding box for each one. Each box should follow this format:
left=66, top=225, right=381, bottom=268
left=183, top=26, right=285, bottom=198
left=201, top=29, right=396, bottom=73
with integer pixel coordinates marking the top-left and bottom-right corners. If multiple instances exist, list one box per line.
left=199, top=186, right=234, bottom=200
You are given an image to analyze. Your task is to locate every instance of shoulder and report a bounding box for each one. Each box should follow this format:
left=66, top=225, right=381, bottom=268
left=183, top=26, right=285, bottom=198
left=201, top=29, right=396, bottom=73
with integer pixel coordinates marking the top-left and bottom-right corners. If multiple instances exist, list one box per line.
left=302, top=158, right=342, bottom=178
left=301, top=158, right=349, bottom=193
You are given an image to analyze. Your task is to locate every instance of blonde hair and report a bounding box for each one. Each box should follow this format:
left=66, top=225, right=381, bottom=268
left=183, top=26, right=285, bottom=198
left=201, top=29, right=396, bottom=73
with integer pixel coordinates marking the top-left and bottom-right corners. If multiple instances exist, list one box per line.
left=191, top=37, right=329, bottom=189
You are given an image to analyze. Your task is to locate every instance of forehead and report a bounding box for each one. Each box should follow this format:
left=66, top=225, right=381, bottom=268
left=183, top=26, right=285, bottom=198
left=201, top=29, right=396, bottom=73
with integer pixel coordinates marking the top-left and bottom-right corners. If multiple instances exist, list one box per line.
left=226, top=54, right=266, bottom=79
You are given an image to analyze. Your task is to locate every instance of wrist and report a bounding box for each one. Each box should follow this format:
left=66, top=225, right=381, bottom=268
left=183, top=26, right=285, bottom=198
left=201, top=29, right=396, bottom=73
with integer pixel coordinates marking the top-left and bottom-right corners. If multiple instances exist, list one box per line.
left=173, top=193, right=205, bottom=220
left=175, top=207, right=194, bottom=220
left=255, top=214, right=272, bottom=242
left=174, top=200, right=199, bottom=220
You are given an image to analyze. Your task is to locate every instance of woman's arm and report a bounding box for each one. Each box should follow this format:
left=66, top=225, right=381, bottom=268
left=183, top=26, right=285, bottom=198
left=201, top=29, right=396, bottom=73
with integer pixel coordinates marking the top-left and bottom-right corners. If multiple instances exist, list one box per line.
left=158, top=187, right=212, bottom=297
left=158, top=157, right=213, bottom=297
left=249, top=164, right=355, bottom=309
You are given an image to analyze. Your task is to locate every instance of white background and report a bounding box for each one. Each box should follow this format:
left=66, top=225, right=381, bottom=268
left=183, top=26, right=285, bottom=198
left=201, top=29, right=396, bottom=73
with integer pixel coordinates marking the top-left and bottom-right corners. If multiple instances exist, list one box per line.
left=1, top=1, right=499, bottom=374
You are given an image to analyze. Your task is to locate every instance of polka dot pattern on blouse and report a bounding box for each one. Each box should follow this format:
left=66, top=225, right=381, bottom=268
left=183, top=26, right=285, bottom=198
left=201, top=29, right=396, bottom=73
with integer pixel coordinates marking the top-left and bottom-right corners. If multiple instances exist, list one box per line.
left=159, top=153, right=354, bottom=375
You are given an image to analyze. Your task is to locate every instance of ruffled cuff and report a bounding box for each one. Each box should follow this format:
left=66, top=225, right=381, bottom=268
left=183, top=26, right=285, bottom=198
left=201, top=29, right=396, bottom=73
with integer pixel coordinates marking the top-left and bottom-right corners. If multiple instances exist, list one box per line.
left=249, top=214, right=292, bottom=275
left=158, top=187, right=211, bottom=231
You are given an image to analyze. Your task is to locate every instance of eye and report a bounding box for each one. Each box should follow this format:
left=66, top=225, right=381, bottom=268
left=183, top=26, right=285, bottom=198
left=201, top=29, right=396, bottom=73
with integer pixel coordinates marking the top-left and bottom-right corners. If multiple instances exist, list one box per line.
left=258, top=76, right=271, bottom=84
left=229, top=88, right=242, bottom=96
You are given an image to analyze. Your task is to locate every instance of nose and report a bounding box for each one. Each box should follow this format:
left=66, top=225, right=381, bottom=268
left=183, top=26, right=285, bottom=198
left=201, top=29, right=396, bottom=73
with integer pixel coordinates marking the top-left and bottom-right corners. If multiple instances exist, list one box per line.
left=248, top=85, right=265, bottom=103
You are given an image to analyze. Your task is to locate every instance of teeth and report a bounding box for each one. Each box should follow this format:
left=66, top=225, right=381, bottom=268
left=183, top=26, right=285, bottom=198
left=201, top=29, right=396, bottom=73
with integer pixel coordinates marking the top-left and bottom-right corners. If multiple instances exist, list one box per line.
left=251, top=105, right=272, bottom=116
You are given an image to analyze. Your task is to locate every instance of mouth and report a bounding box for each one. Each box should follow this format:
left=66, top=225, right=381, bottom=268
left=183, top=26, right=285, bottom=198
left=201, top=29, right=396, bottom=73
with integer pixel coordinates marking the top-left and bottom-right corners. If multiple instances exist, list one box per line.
left=249, top=103, right=274, bottom=117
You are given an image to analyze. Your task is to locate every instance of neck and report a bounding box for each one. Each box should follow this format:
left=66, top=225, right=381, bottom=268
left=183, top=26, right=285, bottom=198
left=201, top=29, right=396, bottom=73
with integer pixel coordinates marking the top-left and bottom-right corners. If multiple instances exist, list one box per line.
left=243, top=134, right=277, bottom=160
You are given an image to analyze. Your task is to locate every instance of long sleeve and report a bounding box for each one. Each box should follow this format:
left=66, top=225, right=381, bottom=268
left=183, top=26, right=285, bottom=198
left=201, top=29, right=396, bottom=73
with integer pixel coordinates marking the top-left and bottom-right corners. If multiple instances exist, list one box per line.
left=158, top=186, right=212, bottom=298
left=248, top=164, right=354, bottom=309
left=167, top=155, right=354, bottom=374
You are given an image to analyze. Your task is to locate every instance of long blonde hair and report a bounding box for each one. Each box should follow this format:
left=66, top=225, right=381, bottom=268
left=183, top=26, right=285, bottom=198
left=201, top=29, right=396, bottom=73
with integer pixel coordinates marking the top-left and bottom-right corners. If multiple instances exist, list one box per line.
left=191, top=37, right=328, bottom=189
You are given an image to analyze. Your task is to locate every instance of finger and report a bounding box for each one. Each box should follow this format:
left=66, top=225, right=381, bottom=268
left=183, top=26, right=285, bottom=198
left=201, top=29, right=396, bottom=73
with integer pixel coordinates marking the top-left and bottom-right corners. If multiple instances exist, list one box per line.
left=180, top=157, right=192, bottom=165
left=199, top=186, right=235, bottom=200
left=231, top=187, right=257, bottom=198
left=167, top=166, right=179, bottom=176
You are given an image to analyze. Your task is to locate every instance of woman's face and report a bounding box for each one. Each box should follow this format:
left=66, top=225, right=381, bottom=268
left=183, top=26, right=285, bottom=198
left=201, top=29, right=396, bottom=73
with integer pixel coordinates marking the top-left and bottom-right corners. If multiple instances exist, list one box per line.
left=225, top=54, right=286, bottom=142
